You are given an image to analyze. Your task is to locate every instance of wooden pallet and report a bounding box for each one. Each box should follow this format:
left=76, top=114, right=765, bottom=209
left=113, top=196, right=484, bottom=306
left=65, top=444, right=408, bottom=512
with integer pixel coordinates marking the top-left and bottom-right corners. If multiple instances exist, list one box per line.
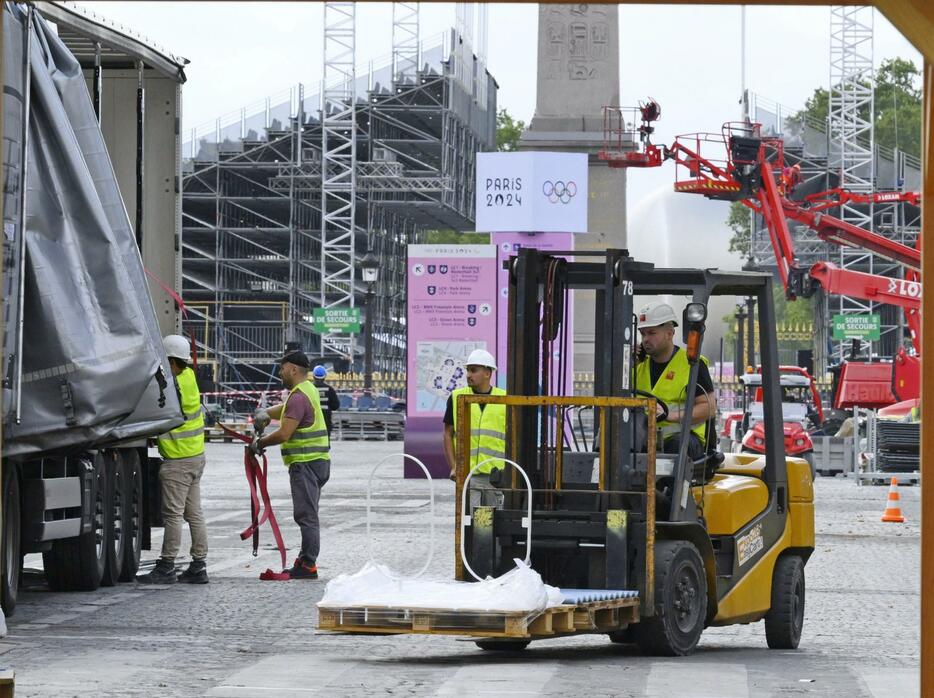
left=318, top=595, right=640, bottom=640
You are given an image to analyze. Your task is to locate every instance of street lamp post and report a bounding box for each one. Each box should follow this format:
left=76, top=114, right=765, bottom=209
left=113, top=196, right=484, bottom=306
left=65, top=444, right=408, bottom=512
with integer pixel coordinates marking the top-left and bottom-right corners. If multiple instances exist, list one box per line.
left=734, top=304, right=747, bottom=377
left=742, top=257, right=759, bottom=370
left=360, top=252, right=379, bottom=391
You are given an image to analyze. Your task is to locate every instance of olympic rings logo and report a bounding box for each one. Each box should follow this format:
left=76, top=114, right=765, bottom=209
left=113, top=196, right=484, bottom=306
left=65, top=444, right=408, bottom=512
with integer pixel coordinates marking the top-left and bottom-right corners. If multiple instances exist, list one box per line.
left=542, top=180, right=578, bottom=204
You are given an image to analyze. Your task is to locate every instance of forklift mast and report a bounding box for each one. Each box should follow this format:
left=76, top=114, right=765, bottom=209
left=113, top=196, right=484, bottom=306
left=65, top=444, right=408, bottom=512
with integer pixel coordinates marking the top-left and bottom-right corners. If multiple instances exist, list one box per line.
left=507, top=248, right=639, bottom=494
left=506, top=248, right=787, bottom=508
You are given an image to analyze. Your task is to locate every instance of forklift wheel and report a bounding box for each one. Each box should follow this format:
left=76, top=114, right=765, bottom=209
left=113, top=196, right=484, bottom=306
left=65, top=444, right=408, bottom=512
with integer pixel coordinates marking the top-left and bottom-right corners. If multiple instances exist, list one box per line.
left=634, top=540, right=707, bottom=656
left=475, top=640, right=531, bottom=652
left=765, top=554, right=805, bottom=649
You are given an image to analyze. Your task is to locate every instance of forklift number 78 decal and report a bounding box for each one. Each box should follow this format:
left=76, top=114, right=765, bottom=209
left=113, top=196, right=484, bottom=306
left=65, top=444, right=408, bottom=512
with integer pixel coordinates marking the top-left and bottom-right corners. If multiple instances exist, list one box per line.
left=736, top=523, right=764, bottom=567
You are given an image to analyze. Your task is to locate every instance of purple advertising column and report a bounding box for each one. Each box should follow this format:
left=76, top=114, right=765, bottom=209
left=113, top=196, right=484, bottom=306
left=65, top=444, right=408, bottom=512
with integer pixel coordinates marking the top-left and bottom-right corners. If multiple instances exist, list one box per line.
left=404, top=245, right=498, bottom=479
left=493, top=232, right=575, bottom=392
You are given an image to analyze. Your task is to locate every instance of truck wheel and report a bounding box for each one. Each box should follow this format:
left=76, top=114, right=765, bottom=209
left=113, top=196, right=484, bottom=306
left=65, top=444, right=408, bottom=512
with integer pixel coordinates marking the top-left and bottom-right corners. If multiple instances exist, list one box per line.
left=44, top=454, right=110, bottom=592
left=1, top=464, right=21, bottom=616
left=634, top=540, right=707, bottom=656
left=765, top=554, right=805, bottom=649
left=101, top=452, right=126, bottom=586
left=118, top=450, right=143, bottom=581
left=475, top=640, right=530, bottom=651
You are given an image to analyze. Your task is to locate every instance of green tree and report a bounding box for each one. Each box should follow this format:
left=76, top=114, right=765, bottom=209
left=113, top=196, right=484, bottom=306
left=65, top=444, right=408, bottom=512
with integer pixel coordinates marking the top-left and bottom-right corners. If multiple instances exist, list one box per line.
left=722, top=285, right=814, bottom=346
left=727, top=200, right=751, bottom=258
left=788, top=57, right=922, bottom=158
left=423, top=229, right=489, bottom=244
left=873, top=58, right=922, bottom=158
left=496, top=108, right=526, bottom=152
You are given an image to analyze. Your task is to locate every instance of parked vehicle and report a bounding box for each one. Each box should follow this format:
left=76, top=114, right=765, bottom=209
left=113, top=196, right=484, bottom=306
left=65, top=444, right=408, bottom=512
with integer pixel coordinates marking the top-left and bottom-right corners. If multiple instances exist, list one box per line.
left=727, top=367, right=824, bottom=478
left=1, top=3, right=186, bottom=614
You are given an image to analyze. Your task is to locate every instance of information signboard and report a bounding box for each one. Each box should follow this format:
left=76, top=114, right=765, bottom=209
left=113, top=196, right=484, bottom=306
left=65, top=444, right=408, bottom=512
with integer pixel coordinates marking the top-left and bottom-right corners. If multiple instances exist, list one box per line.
left=832, top=314, right=881, bottom=341
left=312, top=307, right=361, bottom=334
left=404, top=245, right=498, bottom=478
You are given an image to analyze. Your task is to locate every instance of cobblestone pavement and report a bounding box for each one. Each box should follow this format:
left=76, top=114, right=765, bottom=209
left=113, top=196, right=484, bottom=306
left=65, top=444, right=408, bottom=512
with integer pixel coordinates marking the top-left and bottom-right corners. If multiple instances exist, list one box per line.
left=3, top=442, right=920, bottom=697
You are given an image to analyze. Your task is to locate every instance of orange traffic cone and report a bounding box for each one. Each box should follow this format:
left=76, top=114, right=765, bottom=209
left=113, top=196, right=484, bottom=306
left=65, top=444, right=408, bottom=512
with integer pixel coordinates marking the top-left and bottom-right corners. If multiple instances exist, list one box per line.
left=881, top=477, right=906, bottom=523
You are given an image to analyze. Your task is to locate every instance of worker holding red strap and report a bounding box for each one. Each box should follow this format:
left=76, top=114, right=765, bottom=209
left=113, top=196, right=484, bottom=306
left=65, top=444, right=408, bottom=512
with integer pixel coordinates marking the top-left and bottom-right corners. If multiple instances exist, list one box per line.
left=251, top=351, right=330, bottom=580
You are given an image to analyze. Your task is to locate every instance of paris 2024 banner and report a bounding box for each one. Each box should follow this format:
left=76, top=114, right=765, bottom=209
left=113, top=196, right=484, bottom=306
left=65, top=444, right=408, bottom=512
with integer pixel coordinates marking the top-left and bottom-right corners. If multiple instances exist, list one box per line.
left=403, top=152, right=587, bottom=479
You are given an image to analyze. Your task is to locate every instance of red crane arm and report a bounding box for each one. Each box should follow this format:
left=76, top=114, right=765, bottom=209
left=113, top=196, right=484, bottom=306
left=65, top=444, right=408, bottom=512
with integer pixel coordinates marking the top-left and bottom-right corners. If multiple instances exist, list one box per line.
left=803, top=187, right=922, bottom=210
left=745, top=158, right=796, bottom=291
left=806, top=261, right=921, bottom=312
left=744, top=159, right=922, bottom=353
left=782, top=203, right=921, bottom=271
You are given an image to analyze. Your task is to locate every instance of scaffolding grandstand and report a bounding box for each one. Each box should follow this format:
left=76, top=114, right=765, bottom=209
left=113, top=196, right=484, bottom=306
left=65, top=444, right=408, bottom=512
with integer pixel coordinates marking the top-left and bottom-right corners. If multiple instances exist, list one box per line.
left=181, top=29, right=496, bottom=393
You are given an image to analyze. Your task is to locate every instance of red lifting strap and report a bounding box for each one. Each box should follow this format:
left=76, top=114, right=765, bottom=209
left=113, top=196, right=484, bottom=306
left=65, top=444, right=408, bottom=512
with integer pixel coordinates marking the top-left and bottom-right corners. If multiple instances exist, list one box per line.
left=216, top=423, right=290, bottom=580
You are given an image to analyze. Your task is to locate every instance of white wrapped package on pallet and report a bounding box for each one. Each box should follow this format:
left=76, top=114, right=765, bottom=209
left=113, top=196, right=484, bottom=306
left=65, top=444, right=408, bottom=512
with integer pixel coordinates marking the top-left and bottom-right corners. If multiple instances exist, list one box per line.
left=319, top=560, right=564, bottom=613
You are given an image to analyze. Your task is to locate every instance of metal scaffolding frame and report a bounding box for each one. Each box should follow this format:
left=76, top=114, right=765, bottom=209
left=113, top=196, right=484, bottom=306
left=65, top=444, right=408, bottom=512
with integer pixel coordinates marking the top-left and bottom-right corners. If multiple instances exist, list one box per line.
left=392, top=2, right=419, bottom=85
left=321, top=2, right=358, bottom=360
left=180, top=29, right=497, bottom=393
left=829, top=5, right=877, bottom=360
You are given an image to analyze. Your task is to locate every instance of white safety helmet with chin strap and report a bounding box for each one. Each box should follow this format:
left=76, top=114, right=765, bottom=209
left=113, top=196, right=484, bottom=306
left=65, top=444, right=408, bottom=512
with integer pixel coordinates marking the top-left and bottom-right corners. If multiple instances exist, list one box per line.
left=163, top=334, right=191, bottom=363
left=637, top=301, right=679, bottom=329
left=465, top=348, right=497, bottom=371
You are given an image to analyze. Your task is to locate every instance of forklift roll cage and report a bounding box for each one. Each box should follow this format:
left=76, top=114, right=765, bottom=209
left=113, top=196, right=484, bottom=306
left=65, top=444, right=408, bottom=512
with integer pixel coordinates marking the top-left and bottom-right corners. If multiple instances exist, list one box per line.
left=507, top=249, right=787, bottom=491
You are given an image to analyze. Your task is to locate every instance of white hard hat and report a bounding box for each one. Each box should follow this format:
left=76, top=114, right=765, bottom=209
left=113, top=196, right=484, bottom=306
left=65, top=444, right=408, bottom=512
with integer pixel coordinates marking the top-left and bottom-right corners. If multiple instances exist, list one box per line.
left=637, top=301, right=679, bottom=329
left=465, top=348, right=497, bottom=371
left=163, top=334, right=191, bottom=362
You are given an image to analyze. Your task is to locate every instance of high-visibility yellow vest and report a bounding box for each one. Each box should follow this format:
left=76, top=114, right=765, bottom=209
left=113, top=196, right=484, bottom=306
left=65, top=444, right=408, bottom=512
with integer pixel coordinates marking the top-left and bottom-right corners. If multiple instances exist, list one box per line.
left=452, top=386, right=507, bottom=474
left=635, top=349, right=708, bottom=444
left=281, top=380, right=330, bottom=468
left=158, top=366, right=205, bottom=459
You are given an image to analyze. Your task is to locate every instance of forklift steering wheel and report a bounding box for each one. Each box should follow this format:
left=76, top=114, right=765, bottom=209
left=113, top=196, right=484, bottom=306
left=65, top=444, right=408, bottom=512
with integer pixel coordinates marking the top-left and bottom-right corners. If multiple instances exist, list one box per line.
left=634, top=390, right=669, bottom=422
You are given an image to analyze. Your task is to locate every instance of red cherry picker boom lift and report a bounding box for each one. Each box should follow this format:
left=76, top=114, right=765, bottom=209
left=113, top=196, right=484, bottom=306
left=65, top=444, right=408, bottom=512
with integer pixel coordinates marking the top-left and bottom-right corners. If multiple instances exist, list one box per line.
left=600, top=106, right=921, bottom=409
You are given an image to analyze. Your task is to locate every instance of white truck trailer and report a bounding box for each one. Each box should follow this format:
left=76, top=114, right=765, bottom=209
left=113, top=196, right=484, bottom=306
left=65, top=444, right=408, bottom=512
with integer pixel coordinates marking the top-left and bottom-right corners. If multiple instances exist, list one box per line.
left=1, top=1, right=187, bottom=614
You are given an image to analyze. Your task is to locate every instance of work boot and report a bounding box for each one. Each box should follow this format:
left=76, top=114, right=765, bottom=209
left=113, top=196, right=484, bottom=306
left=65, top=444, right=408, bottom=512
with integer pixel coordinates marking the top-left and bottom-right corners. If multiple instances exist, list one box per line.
left=288, top=558, right=318, bottom=580
left=178, top=559, right=209, bottom=585
left=136, top=558, right=177, bottom=584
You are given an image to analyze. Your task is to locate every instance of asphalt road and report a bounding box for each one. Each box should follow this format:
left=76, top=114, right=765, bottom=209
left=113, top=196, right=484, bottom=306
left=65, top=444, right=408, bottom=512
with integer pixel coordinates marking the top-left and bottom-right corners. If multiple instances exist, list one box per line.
left=2, top=441, right=921, bottom=697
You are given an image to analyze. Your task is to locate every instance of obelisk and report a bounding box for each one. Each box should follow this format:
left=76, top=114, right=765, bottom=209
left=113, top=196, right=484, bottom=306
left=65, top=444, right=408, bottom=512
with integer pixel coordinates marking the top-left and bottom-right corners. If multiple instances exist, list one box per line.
left=520, top=4, right=628, bottom=374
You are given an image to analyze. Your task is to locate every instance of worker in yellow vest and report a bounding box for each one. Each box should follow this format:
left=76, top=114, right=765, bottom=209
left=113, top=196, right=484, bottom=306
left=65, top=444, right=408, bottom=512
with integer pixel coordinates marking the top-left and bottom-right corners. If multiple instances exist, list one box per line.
left=443, top=349, right=507, bottom=507
left=251, top=351, right=329, bottom=580
left=138, top=335, right=208, bottom=585
left=634, top=302, right=716, bottom=462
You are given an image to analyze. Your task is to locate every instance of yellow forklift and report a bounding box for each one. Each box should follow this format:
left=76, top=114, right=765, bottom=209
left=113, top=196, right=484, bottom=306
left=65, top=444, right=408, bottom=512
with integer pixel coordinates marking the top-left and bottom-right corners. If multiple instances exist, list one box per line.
left=320, top=249, right=814, bottom=655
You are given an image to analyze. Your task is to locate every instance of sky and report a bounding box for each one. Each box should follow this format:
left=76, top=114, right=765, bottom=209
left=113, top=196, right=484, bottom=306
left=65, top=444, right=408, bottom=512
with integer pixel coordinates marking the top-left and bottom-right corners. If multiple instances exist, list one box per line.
left=77, top=2, right=922, bottom=215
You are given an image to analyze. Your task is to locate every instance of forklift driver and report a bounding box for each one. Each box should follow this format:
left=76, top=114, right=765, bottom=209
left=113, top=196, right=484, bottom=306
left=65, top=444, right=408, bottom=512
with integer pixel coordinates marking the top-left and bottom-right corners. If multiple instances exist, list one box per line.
left=635, top=301, right=716, bottom=463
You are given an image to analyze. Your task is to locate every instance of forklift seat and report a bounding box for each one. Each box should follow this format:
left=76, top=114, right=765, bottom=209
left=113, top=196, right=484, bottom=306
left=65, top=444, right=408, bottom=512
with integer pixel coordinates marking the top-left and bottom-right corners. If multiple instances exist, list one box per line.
left=718, top=453, right=767, bottom=478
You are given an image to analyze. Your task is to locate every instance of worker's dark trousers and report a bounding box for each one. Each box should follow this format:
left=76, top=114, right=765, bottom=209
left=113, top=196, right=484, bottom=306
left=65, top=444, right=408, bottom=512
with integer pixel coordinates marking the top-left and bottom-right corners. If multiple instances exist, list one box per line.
left=289, top=459, right=330, bottom=565
left=661, top=432, right=706, bottom=462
